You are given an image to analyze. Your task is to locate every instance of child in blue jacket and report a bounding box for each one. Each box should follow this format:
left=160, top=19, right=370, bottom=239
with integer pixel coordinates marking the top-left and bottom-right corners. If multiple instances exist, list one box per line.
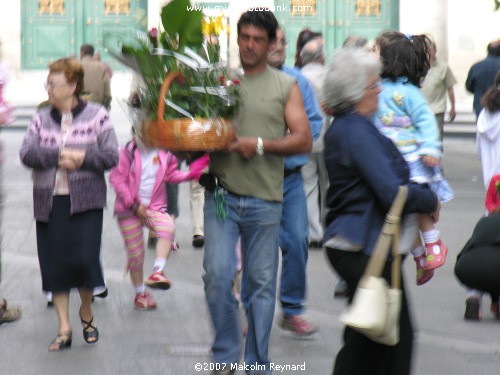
left=374, top=31, right=453, bottom=285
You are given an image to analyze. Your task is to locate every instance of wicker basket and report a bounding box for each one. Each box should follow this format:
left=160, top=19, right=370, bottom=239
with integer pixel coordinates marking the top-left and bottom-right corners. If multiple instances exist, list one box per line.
left=142, top=71, right=235, bottom=151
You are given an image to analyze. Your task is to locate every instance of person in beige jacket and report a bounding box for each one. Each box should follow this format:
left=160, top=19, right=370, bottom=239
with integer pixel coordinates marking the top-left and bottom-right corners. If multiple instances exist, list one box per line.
left=80, top=44, right=111, bottom=110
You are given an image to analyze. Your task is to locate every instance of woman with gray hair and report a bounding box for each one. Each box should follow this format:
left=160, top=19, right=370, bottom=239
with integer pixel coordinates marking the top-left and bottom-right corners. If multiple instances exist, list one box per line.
left=322, top=48, right=440, bottom=374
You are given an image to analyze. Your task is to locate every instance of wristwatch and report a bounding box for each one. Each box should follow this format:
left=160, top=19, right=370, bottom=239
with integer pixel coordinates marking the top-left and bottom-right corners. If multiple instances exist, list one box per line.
left=256, top=137, right=264, bottom=156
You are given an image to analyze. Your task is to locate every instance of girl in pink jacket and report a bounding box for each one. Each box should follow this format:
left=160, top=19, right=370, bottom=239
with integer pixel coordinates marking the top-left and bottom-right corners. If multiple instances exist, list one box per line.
left=109, top=132, right=206, bottom=310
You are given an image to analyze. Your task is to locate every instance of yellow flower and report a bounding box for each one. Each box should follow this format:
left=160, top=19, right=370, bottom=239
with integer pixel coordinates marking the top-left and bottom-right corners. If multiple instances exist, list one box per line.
left=201, top=18, right=210, bottom=35
left=202, top=16, right=225, bottom=37
left=213, top=16, right=224, bottom=35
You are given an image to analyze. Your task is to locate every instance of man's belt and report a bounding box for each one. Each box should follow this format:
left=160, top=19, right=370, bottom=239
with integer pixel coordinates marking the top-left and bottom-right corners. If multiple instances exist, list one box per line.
left=284, top=166, right=302, bottom=177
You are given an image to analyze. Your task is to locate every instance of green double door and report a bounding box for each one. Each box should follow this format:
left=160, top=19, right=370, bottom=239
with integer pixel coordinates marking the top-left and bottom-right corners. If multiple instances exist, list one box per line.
left=274, top=0, right=399, bottom=66
left=22, top=0, right=148, bottom=70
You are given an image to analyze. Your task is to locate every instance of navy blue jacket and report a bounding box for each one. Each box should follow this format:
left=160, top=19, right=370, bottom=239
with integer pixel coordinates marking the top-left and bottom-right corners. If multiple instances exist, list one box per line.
left=323, top=112, right=437, bottom=255
left=465, top=55, right=500, bottom=117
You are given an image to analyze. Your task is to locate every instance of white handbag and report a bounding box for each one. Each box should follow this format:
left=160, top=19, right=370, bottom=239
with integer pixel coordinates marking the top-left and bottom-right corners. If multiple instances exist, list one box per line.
left=339, top=186, right=407, bottom=346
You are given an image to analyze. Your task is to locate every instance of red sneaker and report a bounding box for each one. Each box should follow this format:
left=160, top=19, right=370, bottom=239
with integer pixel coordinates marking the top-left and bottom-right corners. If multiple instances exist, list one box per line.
left=134, top=292, right=157, bottom=311
left=279, top=315, right=317, bottom=338
left=423, top=240, right=448, bottom=270
left=145, top=271, right=171, bottom=290
left=415, top=254, right=434, bottom=285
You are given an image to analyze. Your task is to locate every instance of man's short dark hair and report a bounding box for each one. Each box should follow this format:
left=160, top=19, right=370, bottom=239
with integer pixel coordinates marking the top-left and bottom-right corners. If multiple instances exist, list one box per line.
left=80, top=44, right=95, bottom=57
left=487, top=39, right=500, bottom=57
left=237, top=10, right=278, bottom=42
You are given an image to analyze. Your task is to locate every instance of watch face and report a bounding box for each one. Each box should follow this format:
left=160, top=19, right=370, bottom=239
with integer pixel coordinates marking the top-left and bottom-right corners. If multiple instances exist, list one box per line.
left=256, top=137, right=264, bottom=155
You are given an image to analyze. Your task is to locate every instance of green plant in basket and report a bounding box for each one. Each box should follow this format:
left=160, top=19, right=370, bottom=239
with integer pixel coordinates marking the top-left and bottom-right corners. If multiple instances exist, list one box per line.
left=107, top=0, right=242, bottom=123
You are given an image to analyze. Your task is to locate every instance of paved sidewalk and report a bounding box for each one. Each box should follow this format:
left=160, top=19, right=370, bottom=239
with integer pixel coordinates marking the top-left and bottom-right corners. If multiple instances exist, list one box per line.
left=0, top=105, right=497, bottom=375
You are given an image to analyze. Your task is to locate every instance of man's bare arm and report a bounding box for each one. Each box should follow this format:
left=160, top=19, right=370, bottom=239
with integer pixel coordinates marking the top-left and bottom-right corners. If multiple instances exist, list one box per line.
left=228, top=83, right=312, bottom=158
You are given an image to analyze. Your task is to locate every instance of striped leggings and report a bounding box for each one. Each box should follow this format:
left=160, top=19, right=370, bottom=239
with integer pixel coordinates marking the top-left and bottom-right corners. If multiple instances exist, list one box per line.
left=118, top=210, right=175, bottom=272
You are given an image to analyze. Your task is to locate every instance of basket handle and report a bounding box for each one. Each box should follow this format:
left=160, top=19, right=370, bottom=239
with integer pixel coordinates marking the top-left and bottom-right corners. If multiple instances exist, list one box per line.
left=157, top=71, right=180, bottom=121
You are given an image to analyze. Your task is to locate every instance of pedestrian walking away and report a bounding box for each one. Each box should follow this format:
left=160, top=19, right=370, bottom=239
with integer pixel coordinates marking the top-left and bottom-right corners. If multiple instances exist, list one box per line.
left=465, top=38, right=500, bottom=118
left=80, top=44, right=112, bottom=110
left=421, top=36, right=457, bottom=147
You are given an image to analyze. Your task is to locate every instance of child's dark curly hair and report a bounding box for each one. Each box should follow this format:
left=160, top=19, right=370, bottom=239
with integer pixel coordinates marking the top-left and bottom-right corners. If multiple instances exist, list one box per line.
left=375, top=31, right=432, bottom=87
left=480, top=72, right=500, bottom=112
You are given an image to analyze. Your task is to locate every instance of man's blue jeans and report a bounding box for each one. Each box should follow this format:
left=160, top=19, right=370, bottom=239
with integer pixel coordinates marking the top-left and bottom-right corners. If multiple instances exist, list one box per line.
left=279, top=171, right=309, bottom=316
left=203, top=188, right=282, bottom=374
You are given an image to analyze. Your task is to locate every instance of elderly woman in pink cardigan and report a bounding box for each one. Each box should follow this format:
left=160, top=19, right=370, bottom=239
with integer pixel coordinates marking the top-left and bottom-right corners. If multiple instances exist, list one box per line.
left=20, top=58, right=119, bottom=351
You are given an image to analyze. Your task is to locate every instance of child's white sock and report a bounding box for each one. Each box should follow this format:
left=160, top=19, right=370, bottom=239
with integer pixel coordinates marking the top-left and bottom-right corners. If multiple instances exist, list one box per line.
left=411, top=246, right=425, bottom=259
left=153, top=257, right=167, bottom=273
left=422, top=229, right=439, bottom=244
left=134, top=284, right=146, bottom=295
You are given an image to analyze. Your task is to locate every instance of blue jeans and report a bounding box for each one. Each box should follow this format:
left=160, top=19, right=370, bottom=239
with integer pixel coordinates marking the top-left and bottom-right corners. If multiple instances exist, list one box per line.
left=203, top=189, right=282, bottom=374
left=241, top=172, right=309, bottom=316
left=279, top=171, right=309, bottom=316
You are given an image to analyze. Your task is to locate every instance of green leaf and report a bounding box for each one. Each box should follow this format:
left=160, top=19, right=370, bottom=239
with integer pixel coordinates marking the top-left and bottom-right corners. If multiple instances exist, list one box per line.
left=161, top=0, right=203, bottom=50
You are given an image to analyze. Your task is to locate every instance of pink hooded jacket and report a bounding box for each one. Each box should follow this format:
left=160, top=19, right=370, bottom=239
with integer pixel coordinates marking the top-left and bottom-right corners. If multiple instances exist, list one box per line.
left=109, top=141, right=202, bottom=216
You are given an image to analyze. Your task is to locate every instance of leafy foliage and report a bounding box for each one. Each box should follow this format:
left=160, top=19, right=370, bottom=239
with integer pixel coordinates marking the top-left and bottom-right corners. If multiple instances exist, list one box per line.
left=106, top=0, right=241, bottom=121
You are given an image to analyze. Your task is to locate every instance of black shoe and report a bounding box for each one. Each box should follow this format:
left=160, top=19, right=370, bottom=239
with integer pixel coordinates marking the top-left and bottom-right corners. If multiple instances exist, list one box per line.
left=94, top=288, right=108, bottom=299
left=334, top=288, right=350, bottom=298
left=192, top=235, right=204, bottom=248
left=464, top=298, right=482, bottom=320
left=308, top=240, right=323, bottom=249
left=333, top=279, right=350, bottom=298
left=79, top=310, right=99, bottom=344
left=148, top=237, right=158, bottom=249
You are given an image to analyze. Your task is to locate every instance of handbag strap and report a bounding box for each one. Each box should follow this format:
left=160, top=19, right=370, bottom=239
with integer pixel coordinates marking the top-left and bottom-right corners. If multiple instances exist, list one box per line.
left=362, top=186, right=408, bottom=289
left=390, top=212, right=402, bottom=289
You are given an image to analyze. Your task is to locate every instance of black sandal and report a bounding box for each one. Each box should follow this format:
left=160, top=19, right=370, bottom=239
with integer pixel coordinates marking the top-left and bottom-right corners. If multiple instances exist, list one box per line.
left=80, top=311, right=99, bottom=344
left=49, top=332, right=72, bottom=351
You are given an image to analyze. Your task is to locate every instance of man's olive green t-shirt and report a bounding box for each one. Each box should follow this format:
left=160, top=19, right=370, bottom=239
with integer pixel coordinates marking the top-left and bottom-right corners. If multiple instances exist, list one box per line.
left=210, top=66, right=295, bottom=202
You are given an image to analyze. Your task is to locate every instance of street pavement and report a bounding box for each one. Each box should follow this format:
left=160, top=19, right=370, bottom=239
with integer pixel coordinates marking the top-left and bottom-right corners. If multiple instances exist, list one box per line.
left=0, top=102, right=497, bottom=375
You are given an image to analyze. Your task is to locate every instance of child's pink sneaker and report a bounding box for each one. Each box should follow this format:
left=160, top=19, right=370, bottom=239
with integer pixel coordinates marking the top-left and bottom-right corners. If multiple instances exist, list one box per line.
left=415, top=254, right=434, bottom=285
left=145, top=271, right=171, bottom=290
left=134, top=292, right=157, bottom=311
left=423, top=240, right=448, bottom=270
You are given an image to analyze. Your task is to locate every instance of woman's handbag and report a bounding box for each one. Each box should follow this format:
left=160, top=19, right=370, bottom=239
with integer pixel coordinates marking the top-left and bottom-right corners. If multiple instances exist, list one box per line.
left=339, top=186, right=408, bottom=346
